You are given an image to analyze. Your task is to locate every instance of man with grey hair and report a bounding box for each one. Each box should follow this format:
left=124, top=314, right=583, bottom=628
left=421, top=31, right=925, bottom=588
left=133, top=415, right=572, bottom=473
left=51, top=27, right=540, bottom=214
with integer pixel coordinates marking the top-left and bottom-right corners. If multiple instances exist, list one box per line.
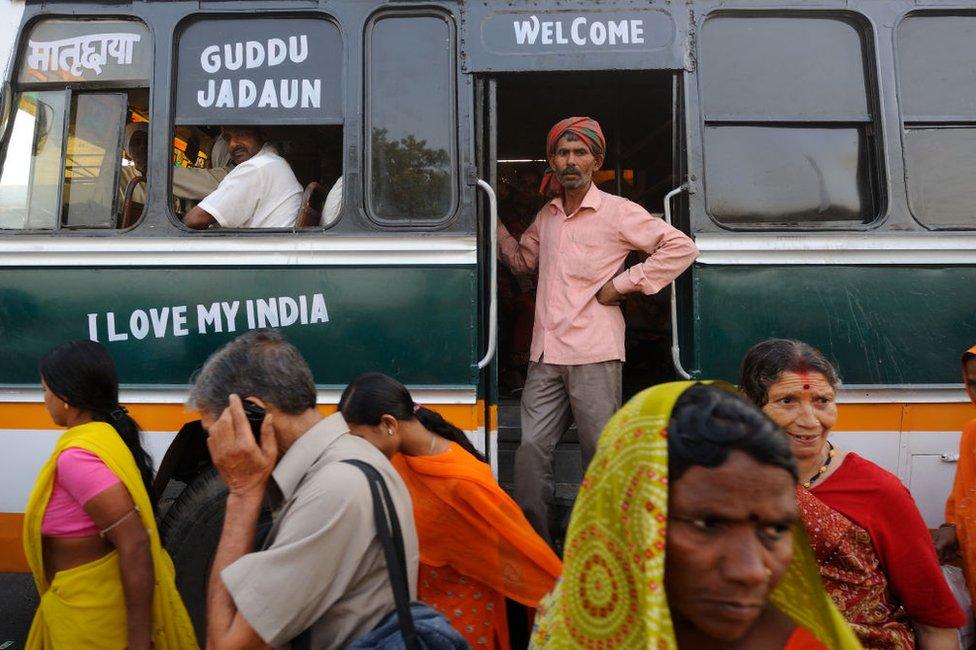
left=192, top=329, right=418, bottom=649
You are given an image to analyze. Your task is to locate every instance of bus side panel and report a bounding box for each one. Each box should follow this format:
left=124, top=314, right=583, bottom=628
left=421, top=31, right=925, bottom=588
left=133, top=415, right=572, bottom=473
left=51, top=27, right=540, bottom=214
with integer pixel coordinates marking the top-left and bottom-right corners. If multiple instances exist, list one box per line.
left=0, top=265, right=477, bottom=387
left=691, top=264, right=976, bottom=385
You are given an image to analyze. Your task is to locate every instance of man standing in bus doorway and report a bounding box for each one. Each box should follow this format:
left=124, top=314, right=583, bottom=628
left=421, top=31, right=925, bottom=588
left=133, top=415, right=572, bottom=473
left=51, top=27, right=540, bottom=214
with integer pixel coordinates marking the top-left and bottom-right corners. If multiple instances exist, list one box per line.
left=498, top=117, right=698, bottom=547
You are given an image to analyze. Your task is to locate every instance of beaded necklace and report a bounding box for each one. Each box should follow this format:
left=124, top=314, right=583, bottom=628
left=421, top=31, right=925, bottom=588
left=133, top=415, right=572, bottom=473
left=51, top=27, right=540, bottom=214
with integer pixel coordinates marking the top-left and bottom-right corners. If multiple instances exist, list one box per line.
left=802, top=441, right=836, bottom=489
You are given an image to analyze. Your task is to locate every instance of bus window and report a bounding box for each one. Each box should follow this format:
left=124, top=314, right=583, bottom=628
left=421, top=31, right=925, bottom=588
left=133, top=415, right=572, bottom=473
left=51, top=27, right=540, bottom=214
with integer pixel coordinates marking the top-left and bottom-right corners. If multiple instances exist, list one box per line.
left=897, top=14, right=976, bottom=230
left=698, top=15, right=881, bottom=228
left=0, top=18, right=151, bottom=231
left=169, top=124, right=343, bottom=229
left=0, top=91, right=67, bottom=229
left=172, top=17, right=343, bottom=230
left=63, top=93, right=127, bottom=228
left=365, top=12, right=457, bottom=225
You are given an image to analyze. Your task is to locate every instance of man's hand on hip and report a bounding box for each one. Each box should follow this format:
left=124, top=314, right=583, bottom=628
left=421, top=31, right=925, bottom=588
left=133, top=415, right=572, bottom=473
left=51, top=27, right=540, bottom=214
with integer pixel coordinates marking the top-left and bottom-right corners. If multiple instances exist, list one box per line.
left=207, top=394, right=278, bottom=498
left=596, top=279, right=625, bottom=306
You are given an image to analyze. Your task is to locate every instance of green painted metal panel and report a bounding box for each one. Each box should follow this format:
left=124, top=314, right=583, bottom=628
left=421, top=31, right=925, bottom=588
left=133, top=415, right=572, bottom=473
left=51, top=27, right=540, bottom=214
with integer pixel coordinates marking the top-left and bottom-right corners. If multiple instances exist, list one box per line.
left=0, top=266, right=477, bottom=388
left=692, top=265, right=976, bottom=385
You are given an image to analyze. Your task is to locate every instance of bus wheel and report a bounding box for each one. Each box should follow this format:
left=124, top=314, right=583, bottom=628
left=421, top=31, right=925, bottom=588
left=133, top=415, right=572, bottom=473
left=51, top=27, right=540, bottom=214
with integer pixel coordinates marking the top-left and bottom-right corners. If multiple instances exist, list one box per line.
left=159, top=467, right=271, bottom=645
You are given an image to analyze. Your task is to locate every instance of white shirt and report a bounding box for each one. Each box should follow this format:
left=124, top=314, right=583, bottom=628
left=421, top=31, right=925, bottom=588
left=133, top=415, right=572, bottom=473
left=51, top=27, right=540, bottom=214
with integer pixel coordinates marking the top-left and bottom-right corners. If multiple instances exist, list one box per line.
left=322, top=176, right=342, bottom=226
left=198, top=144, right=302, bottom=228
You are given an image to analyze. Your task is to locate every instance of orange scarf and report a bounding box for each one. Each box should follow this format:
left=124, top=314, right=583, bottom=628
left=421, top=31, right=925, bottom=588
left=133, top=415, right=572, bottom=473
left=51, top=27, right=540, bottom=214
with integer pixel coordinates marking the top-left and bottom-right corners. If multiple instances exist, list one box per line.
left=946, top=344, right=976, bottom=609
left=391, top=443, right=561, bottom=605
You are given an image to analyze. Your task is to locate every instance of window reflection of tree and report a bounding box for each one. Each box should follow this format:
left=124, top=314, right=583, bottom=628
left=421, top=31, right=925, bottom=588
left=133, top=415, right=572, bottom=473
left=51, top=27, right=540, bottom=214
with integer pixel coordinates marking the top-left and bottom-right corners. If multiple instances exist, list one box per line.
left=370, top=127, right=450, bottom=220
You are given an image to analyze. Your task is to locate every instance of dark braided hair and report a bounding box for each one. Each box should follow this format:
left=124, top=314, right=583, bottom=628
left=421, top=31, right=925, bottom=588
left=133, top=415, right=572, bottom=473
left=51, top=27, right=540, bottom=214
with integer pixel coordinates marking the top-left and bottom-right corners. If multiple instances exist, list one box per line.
left=668, top=384, right=797, bottom=482
left=339, top=372, right=487, bottom=463
left=39, top=340, right=156, bottom=512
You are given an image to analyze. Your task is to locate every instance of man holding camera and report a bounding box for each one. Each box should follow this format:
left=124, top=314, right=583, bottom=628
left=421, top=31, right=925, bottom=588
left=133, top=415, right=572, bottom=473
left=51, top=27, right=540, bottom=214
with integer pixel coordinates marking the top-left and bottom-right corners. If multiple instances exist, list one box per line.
left=191, top=329, right=418, bottom=649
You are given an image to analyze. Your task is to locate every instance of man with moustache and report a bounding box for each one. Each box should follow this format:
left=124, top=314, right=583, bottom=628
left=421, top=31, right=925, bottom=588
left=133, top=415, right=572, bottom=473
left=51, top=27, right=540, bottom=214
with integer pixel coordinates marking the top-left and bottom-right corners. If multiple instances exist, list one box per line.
left=498, top=116, right=699, bottom=546
left=184, top=125, right=301, bottom=229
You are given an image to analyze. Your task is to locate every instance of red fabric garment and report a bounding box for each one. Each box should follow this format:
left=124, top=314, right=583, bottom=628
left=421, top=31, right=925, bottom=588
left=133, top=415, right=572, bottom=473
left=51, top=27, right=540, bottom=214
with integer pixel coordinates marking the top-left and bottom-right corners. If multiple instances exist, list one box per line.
left=785, top=625, right=830, bottom=650
left=810, top=453, right=966, bottom=630
left=418, top=563, right=502, bottom=649
left=539, top=116, right=606, bottom=197
left=798, top=486, right=914, bottom=648
left=391, top=443, right=562, bottom=649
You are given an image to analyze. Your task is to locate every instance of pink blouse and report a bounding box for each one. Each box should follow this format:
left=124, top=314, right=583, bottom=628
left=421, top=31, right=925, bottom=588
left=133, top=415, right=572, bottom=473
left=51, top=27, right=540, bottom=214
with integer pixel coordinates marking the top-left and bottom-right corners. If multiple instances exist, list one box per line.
left=41, top=448, right=121, bottom=537
left=498, top=183, right=698, bottom=365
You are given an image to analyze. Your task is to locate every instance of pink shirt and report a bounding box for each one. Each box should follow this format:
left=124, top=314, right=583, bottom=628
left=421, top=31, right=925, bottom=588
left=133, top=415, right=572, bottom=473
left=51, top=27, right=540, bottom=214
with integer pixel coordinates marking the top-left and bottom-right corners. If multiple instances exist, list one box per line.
left=498, top=184, right=698, bottom=365
left=42, top=448, right=121, bottom=537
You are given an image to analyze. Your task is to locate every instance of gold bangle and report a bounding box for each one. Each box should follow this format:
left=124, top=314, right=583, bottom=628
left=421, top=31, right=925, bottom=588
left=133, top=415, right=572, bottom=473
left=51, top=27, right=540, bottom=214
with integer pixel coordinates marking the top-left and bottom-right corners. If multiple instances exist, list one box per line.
left=98, top=506, right=141, bottom=538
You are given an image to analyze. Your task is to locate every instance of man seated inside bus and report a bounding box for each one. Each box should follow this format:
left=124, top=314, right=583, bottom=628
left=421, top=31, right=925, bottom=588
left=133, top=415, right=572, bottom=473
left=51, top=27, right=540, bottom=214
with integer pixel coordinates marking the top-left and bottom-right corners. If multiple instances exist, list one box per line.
left=182, top=125, right=302, bottom=230
left=120, top=123, right=232, bottom=207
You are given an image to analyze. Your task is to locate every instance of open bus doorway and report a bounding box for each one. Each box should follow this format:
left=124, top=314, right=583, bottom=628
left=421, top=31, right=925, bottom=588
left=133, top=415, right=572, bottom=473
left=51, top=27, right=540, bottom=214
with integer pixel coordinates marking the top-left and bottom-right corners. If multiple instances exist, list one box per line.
left=491, top=71, right=680, bottom=511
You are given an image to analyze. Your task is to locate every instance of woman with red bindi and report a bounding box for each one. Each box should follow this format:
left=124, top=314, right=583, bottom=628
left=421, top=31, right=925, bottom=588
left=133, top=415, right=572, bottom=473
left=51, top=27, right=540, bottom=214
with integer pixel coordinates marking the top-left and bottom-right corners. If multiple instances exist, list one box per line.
left=741, top=339, right=964, bottom=650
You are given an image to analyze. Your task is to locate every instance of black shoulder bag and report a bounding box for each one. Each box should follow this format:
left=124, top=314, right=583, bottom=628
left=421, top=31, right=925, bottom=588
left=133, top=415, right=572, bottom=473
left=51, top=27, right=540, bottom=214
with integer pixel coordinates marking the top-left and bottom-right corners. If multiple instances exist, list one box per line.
left=293, top=459, right=469, bottom=650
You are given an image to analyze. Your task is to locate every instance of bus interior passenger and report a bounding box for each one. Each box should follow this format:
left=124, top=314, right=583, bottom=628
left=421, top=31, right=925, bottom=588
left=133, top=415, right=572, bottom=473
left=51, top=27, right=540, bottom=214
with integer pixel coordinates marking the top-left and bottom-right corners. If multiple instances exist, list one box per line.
left=174, top=124, right=342, bottom=230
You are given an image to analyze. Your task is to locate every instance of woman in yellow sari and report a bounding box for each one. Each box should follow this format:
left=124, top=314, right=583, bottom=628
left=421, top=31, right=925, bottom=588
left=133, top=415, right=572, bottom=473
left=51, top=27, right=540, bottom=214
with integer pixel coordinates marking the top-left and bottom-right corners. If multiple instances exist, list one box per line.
left=532, top=381, right=861, bottom=649
left=23, top=340, right=197, bottom=649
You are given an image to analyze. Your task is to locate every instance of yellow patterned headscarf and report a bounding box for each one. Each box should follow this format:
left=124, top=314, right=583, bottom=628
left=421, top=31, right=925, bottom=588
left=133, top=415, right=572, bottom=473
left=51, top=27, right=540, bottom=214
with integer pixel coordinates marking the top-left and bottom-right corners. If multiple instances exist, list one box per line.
left=531, top=381, right=861, bottom=649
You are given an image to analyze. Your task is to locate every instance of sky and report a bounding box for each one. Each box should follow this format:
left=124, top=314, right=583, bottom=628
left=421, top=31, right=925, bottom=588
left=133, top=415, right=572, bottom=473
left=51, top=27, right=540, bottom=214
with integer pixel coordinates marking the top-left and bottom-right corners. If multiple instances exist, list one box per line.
left=0, top=2, right=30, bottom=191
left=0, top=1, right=25, bottom=82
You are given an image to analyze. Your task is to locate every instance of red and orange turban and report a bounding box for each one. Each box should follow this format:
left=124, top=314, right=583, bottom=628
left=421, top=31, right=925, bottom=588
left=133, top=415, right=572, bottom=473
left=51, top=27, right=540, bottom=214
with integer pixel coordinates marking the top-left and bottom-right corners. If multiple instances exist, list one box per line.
left=539, top=116, right=606, bottom=197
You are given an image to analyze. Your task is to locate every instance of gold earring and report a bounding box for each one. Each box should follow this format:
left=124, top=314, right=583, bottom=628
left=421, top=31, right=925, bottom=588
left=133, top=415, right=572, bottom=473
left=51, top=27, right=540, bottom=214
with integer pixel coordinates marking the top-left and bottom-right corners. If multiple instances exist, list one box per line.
left=764, top=567, right=772, bottom=578
left=63, top=403, right=69, bottom=410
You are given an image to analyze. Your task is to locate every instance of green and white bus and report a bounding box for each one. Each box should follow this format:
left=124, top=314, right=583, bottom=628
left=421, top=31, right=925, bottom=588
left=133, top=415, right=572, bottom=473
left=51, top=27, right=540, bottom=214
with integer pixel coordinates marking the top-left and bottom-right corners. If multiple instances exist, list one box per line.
left=0, top=0, right=974, bottom=633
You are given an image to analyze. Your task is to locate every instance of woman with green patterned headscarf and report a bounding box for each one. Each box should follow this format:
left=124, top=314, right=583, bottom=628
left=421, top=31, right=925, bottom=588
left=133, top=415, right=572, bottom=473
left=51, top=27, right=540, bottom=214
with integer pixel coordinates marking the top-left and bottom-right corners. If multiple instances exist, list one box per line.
left=531, top=382, right=861, bottom=649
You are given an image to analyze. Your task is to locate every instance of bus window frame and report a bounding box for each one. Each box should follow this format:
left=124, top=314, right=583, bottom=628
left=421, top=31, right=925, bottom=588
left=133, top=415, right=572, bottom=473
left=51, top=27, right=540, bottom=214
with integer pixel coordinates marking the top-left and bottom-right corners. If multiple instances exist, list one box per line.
left=0, top=14, right=152, bottom=235
left=362, top=7, right=461, bottom=230
left=893, top=9, right=976, bottom=232
left=168, top=11, right=346, bottom=235
left=61, top=90, right=128, bottom=231
left=693, top=9, right=888, bottom=233
left=0, top=88, right=70, bottom=232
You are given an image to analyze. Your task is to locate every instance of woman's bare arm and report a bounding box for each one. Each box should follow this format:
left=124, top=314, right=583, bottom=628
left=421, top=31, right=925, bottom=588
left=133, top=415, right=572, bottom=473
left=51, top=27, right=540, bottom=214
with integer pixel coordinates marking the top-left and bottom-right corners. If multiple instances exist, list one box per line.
left=85, top=483, right=154, bottom=650
left=915, top=624, right=961, bottom=650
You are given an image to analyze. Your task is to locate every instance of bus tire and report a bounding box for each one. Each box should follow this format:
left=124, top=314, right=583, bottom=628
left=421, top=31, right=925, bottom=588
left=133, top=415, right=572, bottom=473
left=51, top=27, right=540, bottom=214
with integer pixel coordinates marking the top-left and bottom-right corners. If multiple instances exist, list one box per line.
left=159, top=467, right=271, bottom=645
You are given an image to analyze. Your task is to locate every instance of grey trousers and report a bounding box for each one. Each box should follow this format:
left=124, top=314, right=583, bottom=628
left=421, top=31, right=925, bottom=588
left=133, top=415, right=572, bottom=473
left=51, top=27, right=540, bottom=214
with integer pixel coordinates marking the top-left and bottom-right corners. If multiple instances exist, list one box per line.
left=513, top=359, right=622, bottom=546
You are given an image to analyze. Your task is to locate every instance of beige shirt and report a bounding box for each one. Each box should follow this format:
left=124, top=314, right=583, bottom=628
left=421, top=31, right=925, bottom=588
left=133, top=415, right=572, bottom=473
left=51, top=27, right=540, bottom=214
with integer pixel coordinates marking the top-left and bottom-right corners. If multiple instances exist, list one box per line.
left=222, top=413, right=419, bottom=649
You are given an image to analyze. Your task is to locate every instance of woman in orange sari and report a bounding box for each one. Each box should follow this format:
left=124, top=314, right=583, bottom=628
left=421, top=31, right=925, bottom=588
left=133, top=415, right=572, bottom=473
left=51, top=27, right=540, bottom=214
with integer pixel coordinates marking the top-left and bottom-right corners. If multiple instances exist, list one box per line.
left=339, top=372, right=562, bottom=649
left=935, top=345, right=976, bottom=609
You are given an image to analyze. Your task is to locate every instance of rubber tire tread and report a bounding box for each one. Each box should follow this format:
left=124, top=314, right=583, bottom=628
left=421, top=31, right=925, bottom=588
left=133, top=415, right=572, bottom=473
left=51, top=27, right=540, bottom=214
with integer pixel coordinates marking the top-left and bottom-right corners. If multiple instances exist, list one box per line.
left=159, top=467, right=228, bottom=646
left=160, top=467, right=272, bottom=646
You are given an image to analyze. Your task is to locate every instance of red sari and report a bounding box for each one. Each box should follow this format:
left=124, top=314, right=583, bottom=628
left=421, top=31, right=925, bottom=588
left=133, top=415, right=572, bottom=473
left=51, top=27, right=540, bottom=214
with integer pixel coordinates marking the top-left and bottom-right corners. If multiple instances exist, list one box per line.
left=800, top=453, right=965, bottom=649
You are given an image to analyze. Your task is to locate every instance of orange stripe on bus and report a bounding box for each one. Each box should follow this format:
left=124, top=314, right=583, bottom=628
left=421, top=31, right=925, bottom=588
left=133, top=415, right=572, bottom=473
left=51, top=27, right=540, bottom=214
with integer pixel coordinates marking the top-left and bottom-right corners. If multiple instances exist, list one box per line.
left=0, top=402, right=487, bottom=431
left=833, top=404, right=904, bottom=431
left=834, top=403, right=976, bottom=432
left=0, top=513, right=27, bottom=572
left=903, top=403, right=976, bottom=432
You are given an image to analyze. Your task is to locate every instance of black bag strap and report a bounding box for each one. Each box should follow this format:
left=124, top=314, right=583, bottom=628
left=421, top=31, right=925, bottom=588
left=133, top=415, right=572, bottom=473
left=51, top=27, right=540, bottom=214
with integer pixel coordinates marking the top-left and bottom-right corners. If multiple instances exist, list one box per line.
left=342, top=459, right=419, bottom=650
left=292, top=459, right=418, bottom=650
